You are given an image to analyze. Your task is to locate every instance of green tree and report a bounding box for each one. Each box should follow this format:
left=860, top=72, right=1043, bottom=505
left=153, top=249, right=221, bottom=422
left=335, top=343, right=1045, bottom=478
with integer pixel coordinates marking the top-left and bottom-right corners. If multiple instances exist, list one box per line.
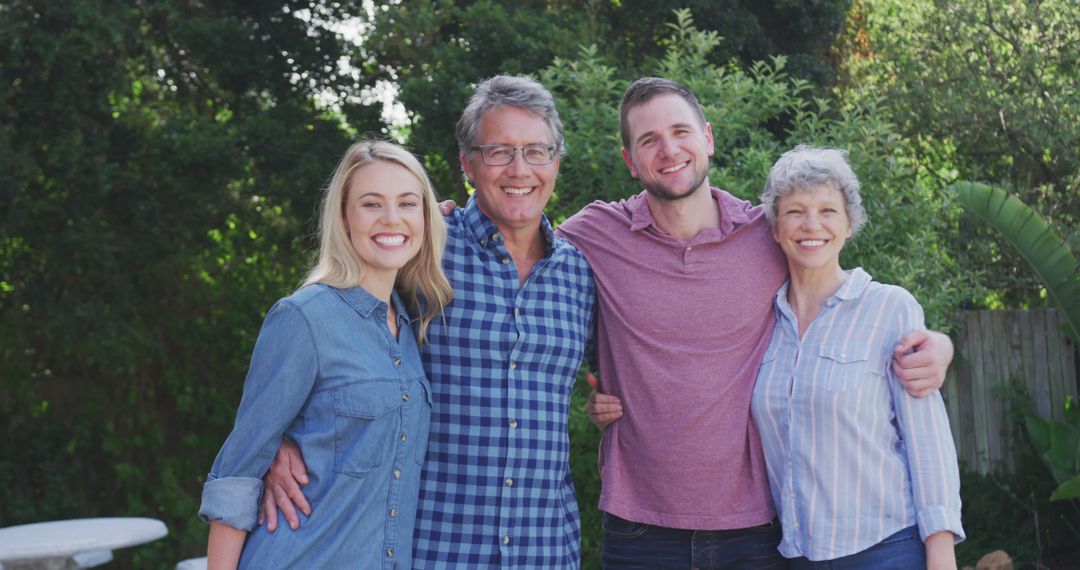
left=544, top=10, right=971, bottom=329
left=0, top=1, right=382, bottom=565
left=847, top=0, right=1080, bottom=305
left=359, top=0, right=852, bottom=200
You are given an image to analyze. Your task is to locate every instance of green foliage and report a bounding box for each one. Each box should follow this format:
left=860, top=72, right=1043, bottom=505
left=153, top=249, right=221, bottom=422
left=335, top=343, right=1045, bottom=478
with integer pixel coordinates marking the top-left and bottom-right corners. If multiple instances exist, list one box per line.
left=538, top=46, right=626, bottom=220
left=959, top=382, right=1080, bottom=568
left=951, top=181, right=1080, bottom=343
left=0, top=1, right=380, bottom=566
left=543, top=9, right=974, bottom=330
left=569, top=371, right=604, bottom=570
left=849, top=0, right=1080, bottom=305
left=358, top=0, right=595, bottom=199
left=359, top=0, right=853, bottom=198
left=1026, top=398, right=1080, bottom=502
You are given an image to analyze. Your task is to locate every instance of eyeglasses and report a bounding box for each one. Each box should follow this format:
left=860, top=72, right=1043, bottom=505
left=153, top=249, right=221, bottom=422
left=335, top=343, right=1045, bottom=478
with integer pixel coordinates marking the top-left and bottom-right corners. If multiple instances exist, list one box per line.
left=469, top=144, right=557, bottom=166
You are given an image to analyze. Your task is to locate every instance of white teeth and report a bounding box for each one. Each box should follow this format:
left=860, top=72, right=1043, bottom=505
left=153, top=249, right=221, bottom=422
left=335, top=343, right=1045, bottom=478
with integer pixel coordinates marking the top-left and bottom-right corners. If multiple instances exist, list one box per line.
left=661, top=162, right=688, bottom=174
left=799, top=239, right=825, bottom=247
left=375, top=235, right=406, bottom=246
left=503, top=187, right=533, bottom=196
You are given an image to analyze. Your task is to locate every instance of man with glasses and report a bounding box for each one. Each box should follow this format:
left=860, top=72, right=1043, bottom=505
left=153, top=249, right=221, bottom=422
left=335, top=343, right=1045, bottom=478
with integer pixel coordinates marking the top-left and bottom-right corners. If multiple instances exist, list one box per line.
left=260, top=75, right=594, bottom=568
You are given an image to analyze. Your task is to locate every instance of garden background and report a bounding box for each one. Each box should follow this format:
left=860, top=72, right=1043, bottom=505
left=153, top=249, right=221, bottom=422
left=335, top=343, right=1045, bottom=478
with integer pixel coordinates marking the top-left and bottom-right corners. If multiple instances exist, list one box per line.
left=2, top=0, right=1078, bottom=567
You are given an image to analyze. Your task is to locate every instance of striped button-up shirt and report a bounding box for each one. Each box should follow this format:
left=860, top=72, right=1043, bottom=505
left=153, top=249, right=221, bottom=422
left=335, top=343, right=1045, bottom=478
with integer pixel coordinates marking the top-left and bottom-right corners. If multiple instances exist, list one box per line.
left=751, top=268, right=964, bottom=561
left=413, top=197, right=595, bottom=568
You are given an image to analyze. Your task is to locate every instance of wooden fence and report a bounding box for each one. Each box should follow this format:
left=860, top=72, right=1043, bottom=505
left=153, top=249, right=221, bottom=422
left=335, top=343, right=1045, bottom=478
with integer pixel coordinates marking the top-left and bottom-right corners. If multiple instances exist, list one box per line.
left=944, top=309, right=1079, bottom=475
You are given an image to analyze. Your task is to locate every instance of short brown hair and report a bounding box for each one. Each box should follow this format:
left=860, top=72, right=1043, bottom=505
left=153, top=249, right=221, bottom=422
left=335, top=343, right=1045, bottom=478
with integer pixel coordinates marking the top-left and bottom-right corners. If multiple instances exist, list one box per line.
left=619, top=77, right=707, bottom=149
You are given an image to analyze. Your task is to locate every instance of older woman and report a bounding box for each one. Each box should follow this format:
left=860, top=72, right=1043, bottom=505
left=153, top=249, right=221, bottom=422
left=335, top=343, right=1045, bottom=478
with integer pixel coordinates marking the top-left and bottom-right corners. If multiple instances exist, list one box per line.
left=751, top=146, right=964, bottom=569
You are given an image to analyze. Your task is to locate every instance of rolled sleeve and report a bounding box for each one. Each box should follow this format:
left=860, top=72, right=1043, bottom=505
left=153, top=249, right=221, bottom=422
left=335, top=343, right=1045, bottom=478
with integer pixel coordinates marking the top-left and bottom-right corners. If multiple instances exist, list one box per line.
left=916, top=504, right=966, bottom=543
left=890, top=290, right=965, bottom=545
left=198, top=474, right=265, bottom=531
left=198, top=300, right=319, bottom=530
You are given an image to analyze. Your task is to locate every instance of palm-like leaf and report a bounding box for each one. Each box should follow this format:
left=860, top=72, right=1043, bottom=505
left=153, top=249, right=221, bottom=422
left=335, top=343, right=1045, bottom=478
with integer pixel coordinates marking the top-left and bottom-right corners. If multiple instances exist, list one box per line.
left=950, top=181, right=1080, bottom=343
left=1051, top=474, right=1080, bottom=501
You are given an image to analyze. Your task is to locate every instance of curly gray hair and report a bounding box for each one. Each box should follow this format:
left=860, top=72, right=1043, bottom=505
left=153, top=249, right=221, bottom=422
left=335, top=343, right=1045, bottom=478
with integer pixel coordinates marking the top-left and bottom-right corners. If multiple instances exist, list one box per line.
left=759, top=145, right=867, bottom=235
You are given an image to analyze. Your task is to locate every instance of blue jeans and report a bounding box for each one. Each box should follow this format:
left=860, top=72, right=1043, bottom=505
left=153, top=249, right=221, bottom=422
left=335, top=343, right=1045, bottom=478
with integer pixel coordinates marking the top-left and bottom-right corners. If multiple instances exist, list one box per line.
left=788, top=526, right=925, bottom=569
left=601, top=512, right=788, bottom=569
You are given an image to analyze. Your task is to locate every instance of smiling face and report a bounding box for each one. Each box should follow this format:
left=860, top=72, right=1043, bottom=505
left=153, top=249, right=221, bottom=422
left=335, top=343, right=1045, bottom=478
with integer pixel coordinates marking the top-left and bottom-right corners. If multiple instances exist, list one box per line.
left=460, top=105, right=558, bottom=235
left=621, top=93, right=714, bottom=202
left=772, top=184, right=852, bottom=275
left=344, top=161, right=426, bottom=290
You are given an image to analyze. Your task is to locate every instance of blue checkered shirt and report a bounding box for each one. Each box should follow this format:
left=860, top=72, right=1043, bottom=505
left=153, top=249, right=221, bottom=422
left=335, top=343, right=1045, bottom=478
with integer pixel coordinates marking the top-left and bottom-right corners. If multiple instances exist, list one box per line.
left=413, top=196, right=595, bottom=568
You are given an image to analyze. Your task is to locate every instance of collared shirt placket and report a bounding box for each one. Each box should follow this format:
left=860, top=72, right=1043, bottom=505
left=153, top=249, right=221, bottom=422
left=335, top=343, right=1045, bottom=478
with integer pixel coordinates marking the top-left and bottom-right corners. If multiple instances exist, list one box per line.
left=488, top=230, right=532, bottom=564
left=414, top=198, right=593, bottom=568
left=378, top=303, right=412, bottom=568
left=776, top=294, right=817, bottom=554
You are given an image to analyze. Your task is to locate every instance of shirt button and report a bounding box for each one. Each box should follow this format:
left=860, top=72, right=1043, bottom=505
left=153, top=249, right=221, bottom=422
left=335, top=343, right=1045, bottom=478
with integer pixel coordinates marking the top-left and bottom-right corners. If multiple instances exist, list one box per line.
left=393, top=470, right=401, bottom=479
left=493, top=233, right=502, bottom=242
left=400, top=433, right=407, bottom=443
left=505, top=478, right=513, bottom=487
left=509, top=419, right=518, bottom=429
left=389, top=508, right=397, bottom=517
left=509, top=361, right=517, bottom=370
left=501, top=256, right=510, bottom=264
left=401, top=393, right=409, bottom=401
left=687, top=245, right=693, bottom=251
left=513, top=307, right=520, bottom=317
left=502, top=535, right=510, bottom=545
left=394, top=358, right=402, bottom=366
left=386, top=548, right=394, bottom=557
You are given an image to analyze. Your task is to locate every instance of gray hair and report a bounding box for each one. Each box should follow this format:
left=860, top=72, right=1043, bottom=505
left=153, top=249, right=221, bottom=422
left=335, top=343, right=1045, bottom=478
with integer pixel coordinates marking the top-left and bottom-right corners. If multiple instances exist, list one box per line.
left=759, top=145, right=867, bottom=234
left=455, top=75, right=566, bottom=157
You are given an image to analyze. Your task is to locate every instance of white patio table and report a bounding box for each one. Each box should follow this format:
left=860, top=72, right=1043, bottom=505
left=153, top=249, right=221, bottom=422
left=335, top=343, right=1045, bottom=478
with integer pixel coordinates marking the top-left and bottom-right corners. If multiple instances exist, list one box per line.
left=0, top=517, right=167, bottom=570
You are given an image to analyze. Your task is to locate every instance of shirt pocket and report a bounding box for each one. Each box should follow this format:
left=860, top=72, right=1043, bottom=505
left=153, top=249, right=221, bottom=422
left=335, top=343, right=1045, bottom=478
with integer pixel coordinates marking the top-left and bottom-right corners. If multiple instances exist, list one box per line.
left=816, top=341, right=887, bottom=392
left=332, top=382, right=403, bottom=477
left=413, top=379, right=433, bottom=466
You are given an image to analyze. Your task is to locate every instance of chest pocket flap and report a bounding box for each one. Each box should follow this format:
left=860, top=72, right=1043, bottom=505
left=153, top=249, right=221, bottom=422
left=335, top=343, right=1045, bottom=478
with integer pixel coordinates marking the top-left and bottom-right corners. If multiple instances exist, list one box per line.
left=332, top=382, right=403, bottom=476
left=333, top=382, right=404, bottom=418
left=816, top=340, right=888, bottom=392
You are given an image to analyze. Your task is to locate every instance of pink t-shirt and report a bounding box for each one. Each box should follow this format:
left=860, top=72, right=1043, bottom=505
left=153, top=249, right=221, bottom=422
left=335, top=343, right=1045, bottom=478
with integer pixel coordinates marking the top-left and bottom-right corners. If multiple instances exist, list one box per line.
left=557, top=188, right=787, bottom=530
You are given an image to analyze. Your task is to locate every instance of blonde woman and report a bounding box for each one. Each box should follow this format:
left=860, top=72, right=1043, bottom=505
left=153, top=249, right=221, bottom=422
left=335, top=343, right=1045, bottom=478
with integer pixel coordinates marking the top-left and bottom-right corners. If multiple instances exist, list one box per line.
left=199, top=141, right=452, bottom=569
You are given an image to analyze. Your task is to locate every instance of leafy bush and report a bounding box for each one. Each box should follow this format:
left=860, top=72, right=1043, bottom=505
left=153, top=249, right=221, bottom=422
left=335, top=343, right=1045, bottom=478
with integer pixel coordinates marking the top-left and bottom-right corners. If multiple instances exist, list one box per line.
left=847, top=0, right=1080, bottom=306
left=957, top=382, right=1080, bottom=569
left=543, top=9, right=978, bottom=331
left=0, top=1, right=376, bottom=566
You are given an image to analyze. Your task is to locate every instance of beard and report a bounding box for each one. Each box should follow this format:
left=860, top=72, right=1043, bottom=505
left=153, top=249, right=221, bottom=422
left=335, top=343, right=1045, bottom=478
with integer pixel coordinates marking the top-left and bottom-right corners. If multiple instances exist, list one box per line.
left=641, top=164, right=710, bottom=202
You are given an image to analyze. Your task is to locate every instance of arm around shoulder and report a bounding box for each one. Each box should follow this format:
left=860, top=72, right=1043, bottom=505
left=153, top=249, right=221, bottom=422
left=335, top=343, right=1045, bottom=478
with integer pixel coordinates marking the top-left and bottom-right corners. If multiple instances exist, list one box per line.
left=890, top=286, right=953, bottom=397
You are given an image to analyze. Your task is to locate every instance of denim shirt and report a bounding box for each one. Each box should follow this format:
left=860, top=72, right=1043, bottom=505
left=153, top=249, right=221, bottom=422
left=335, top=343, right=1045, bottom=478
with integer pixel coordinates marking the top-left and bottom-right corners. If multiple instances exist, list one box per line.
left=200, top=284, right=431, bottom=569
